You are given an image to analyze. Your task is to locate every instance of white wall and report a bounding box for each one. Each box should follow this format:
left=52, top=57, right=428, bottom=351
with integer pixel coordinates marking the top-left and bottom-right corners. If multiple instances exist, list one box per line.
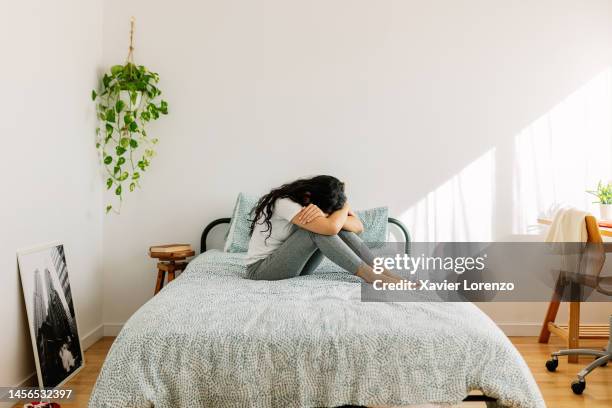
left=100, top=1, right=612, bottom=328
left=0, top=0, right=104, bottom=396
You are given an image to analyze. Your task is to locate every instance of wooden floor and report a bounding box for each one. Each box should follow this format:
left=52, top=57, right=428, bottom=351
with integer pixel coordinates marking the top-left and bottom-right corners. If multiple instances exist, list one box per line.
left=16, top=336, right=610, bottom=408
left=505, top=337, right=611, bottom=408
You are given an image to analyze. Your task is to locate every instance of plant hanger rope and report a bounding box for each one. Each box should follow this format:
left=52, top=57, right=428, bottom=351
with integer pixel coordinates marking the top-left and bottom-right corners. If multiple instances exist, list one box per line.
left=127, top=16, right=135, bottom=64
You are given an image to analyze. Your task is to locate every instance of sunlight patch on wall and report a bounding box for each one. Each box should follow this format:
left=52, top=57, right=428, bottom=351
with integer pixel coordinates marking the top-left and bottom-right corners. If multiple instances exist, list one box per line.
left=400, top=148, right=495, bottom=242
left=513, top=68, right=612, bottom=234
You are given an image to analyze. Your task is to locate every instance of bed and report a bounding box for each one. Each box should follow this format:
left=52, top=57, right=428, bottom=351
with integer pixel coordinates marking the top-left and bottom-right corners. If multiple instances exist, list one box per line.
left=89, top=218, right=545, bottom=408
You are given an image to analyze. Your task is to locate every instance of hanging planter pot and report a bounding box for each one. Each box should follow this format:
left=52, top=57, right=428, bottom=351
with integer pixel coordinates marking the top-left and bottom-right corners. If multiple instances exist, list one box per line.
left=92, top=17, right=169, bottom=214
left=119, top=90, right=143, bottom=112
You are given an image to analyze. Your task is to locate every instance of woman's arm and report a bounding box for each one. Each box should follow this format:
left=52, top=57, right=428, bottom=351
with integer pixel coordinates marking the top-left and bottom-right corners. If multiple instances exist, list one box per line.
left=291, top=204, right=349, bottom=235
left=342, top=214, right=364, bottom=234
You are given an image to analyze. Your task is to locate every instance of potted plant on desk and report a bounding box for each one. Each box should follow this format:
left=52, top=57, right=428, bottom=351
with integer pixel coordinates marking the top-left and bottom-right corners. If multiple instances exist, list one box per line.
left=587, top=181, right=612, bottom=220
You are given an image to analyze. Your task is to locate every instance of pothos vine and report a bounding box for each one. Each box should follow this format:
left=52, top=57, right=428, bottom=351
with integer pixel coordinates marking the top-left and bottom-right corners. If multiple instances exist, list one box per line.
left=92, top=18, right=168, bottom=213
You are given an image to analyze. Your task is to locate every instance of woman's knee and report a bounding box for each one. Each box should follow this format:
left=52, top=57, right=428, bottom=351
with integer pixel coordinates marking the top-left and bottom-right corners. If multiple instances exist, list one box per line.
left=295, top=228, right=346, bottom=244
left=307, top=230, right=341, bottom=241
left=338, top=230, right=358, bottom=238
left=292, top=227, right=316, bottom=240
left=338, top=230, right=364, bottom=244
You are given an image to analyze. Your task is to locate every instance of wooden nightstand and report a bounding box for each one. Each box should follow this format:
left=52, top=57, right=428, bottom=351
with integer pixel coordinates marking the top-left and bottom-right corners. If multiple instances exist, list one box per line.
left=149, top=244, right=195, bottom=295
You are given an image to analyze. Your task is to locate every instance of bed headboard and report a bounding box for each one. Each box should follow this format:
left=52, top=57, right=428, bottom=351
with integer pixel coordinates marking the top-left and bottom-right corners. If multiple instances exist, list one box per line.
left=200, top=217, right=411, bottom=254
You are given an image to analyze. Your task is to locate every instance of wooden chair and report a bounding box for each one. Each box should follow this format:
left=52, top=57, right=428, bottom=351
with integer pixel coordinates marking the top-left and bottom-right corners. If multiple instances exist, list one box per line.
left=538, top=215, right=610, bottom=362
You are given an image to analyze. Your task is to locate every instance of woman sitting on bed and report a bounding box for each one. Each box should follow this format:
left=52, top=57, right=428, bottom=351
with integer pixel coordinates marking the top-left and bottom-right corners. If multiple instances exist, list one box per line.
left=246, top=175, right=400, bottom=284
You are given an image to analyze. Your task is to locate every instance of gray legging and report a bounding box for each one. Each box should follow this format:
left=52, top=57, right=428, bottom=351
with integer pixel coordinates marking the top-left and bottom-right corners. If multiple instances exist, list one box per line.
left=246, top=229, right=376, bottom=280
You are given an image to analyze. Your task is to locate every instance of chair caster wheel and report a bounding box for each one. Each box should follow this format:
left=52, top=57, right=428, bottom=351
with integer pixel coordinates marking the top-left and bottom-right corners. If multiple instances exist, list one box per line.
left=571, top=379, right=586, bottom=395
left=545, top=358, right=558, bottom=372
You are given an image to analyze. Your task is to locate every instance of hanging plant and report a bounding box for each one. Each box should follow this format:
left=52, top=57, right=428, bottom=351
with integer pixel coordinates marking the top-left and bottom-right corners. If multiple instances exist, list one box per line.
left=92, top=18, right=168, bottom=213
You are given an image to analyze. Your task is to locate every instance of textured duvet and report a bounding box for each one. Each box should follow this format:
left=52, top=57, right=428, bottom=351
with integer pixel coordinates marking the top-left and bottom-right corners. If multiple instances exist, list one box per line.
left=89, top=250, right=545, bottom=408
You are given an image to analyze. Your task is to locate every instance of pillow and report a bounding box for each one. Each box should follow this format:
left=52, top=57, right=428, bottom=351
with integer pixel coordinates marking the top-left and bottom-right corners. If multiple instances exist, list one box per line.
left=355, top=206, right=388, bottom=243
left=224, top=192, right=389, bottom=253
left=223, top=193, right=259, bottom=253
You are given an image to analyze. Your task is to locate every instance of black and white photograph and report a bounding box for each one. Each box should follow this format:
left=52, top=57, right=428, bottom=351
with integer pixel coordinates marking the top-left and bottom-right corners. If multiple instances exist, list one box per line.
left=18, top=243, right=83, bottom=388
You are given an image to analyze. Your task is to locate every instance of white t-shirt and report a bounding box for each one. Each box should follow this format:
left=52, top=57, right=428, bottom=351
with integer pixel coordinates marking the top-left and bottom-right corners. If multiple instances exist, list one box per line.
left=246, top=198, right=303, bottom=265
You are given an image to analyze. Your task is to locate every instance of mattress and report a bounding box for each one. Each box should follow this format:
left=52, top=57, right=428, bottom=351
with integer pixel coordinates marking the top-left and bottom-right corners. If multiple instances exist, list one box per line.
left=89, top=250, right=545, bottom=408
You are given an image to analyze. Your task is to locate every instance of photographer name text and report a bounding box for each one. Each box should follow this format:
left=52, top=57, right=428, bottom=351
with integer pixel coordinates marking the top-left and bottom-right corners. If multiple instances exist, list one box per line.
left=372, top=279, right=515, bottom=292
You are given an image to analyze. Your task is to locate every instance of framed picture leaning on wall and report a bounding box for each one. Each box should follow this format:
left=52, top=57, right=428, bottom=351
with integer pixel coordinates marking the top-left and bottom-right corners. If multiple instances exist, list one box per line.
left=17, top=242, right=84, bottom=388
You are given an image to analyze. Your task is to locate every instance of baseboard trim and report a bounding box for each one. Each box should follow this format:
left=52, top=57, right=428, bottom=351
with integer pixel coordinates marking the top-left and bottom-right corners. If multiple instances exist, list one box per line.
left=497, top=322, right=541, bottom=336
left=15, top=372, right=37, bottom=387
left=0, top=372, right=37, bottom=408
left=103, top=322, right=124, bottom=336
left=82, top=324, right=104, bottom=350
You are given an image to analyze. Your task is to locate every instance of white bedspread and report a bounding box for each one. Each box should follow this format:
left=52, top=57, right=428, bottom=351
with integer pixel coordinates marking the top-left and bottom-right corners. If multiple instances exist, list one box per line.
left=89, top=250, right=545, bottom=408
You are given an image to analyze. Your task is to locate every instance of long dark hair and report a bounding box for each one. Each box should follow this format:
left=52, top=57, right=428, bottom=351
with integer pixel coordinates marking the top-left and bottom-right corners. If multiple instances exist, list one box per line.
left=250, top=175, right=346, bottom=238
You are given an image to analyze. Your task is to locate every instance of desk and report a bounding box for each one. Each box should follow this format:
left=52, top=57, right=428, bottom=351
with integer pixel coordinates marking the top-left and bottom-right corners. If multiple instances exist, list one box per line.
left=537, top=217, right=612, bottom=238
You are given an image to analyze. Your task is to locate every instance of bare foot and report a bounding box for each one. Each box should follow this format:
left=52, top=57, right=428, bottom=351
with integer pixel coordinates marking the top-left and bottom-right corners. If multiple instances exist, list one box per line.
left=381, top=268, right=405, bottom=283
left=356, top=264, right=401, bottom=284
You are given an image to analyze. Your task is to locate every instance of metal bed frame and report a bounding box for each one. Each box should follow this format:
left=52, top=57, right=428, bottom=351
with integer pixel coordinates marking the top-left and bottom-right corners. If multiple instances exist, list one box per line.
left=199, top=217, right=497, bottom=405
left=200, top=217, right=411, bottom=253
